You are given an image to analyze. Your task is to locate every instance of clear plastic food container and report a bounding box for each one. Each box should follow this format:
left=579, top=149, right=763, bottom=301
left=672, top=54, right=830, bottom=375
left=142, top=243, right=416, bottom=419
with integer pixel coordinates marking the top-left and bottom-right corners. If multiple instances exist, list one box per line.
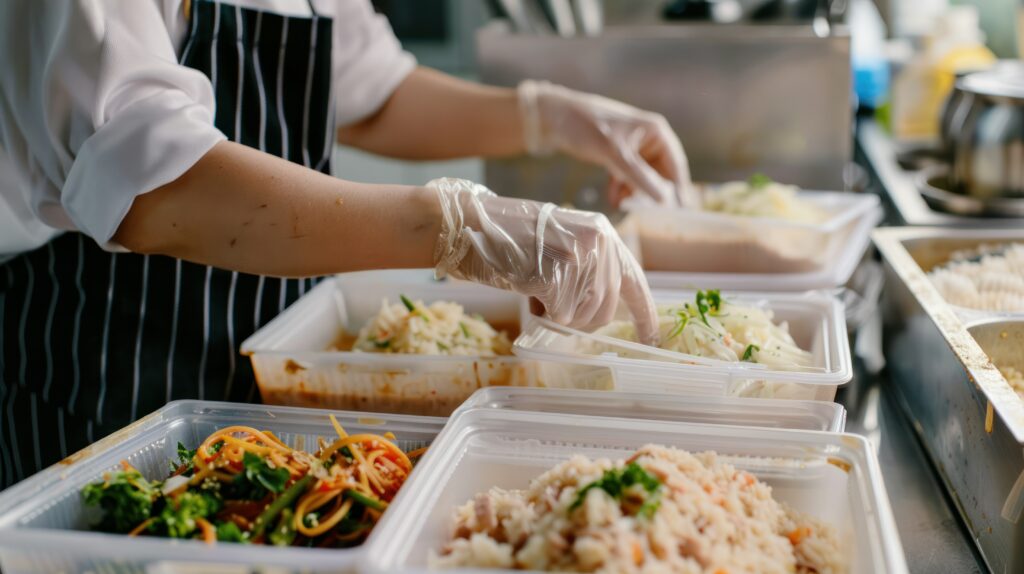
left=619, top=192, right=883, bottom=291
left=365, top=407, right=907, bottom=573
left=513, top=289, right=851, bottom=401
left=0, top=400, right=445, bottom=574
left=241, top=270, right=553, bottom=417
left=456, top=387, right=846, bottom=432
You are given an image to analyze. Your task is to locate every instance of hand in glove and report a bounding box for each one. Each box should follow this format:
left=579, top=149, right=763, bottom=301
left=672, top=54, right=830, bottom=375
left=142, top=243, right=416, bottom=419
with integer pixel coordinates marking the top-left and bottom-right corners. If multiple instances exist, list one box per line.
left=518, top=80, right=697, bottom=208
left=430, top=178, right=658, bottom=345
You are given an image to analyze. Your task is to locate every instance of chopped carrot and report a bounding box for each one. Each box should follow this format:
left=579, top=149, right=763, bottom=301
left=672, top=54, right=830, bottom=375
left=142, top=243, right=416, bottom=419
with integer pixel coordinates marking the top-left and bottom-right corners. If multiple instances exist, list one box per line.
left=127, top=518, right=155, bottom=537
left=196, top=517, right=216, bottom=545
left=787, top=526, right=812, bottom=545
left=632, top=540, right=644, bottom=565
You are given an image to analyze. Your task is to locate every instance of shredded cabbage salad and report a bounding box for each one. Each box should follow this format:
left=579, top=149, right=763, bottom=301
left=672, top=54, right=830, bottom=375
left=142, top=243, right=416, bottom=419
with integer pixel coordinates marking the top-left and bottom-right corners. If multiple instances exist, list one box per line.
left=591, top=290, right=814, bottom=371
left=703, top=174, right=830, bottom=224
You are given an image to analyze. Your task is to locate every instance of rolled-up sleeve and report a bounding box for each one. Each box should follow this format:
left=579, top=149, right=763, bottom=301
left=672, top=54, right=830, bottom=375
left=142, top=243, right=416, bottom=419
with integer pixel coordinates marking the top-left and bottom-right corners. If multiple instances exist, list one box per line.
left=0, top=0, right=225, bottom=249
left=324, top=0, right=417, bottom=127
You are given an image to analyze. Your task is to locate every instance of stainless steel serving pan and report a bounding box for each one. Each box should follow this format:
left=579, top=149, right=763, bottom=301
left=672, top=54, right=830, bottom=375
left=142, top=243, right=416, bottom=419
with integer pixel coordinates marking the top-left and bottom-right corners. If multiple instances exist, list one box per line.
left=874, top=227, right=1024, bottom=573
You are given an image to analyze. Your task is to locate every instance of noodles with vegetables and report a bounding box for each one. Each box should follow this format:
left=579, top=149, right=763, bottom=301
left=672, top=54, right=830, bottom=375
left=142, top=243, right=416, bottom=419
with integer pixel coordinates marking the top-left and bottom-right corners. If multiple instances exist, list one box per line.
left=81, top=416, right=424, bottom=547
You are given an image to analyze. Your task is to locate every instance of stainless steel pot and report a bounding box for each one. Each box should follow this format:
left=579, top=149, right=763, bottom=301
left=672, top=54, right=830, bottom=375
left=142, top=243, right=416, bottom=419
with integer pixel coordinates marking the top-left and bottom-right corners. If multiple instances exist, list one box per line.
left=950, top=68, right=1024, bottom=199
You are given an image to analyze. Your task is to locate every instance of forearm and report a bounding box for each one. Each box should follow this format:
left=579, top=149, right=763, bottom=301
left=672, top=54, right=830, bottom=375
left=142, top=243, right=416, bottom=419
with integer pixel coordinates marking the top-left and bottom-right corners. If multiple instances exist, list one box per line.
left=113, top=141, right=441, bottom=277
left=337, top=67, right=525, bottom=160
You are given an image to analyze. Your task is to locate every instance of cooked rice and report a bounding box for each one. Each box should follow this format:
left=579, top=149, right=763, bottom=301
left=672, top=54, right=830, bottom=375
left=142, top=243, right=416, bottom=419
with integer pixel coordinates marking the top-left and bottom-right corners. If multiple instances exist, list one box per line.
left=432, top=445, right=846, bottom=573
left=703, top=180, right=830, bottom=224
left=588, top=296, right=814, bottom=371
left=353, top=299, right=511, bottom=356
left=999, top=365, right=1024, bottom=399
left=928, top=243, right=1024, bottom=313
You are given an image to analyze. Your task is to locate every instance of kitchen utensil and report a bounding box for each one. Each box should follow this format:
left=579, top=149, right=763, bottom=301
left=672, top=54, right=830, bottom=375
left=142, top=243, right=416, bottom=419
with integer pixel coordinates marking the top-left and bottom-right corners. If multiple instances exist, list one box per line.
left=950, top=69, right=1024, bottom=199
left=917, top=164, right=1024, bottom=218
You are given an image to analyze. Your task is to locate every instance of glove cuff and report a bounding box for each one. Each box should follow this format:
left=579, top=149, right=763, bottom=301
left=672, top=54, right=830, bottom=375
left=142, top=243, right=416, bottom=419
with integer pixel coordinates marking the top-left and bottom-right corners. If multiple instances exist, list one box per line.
left=427, top=178, right=486, bottom=280
left=517, top=80, right=554, bottom=157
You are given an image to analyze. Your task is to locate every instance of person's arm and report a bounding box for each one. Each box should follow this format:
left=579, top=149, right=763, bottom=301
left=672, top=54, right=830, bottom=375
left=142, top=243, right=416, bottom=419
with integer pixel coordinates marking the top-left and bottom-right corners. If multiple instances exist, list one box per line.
left=113, top=141, right=441, bottom=277
left=337, top=67, right=525, bottom=160
left=338, top=68, right=696, bottom=206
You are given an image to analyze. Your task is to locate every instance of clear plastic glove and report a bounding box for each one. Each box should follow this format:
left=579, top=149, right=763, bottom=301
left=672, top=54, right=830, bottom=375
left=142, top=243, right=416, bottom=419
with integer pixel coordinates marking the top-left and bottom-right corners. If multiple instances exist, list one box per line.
left=429, top=178, right=659, bottom=345
left=518, top=80, right=698, bottom=208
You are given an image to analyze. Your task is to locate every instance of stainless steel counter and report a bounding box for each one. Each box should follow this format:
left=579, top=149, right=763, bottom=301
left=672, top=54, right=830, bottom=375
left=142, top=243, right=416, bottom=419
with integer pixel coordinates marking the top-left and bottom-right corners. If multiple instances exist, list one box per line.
left=838, top=369, right=985, bottom=573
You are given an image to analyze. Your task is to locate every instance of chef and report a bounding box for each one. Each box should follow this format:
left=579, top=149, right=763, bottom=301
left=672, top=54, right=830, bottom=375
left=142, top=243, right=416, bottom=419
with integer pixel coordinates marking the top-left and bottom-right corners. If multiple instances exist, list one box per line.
left=0, top=0, right=693, bottom=487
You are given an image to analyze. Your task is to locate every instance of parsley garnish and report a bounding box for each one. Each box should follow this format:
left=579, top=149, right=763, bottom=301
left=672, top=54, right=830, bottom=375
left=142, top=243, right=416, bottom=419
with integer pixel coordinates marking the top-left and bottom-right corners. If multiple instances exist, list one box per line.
left=694, top=289, right=722, bottom=327
left=748, top=173, right=773, bottom=189
left=742, top=344, right=759, bottom=362
left=570, top=462, right=663, bottom=519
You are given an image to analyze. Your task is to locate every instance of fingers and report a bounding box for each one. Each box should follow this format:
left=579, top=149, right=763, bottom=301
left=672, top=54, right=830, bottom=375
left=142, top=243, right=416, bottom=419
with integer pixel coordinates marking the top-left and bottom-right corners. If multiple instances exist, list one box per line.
left=615, top=241, right=659, bottom=346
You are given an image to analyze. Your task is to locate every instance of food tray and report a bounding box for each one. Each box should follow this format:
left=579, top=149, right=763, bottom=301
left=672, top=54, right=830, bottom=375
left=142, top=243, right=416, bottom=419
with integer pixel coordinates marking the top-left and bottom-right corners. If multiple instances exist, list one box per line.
left=620, top=192, right=882, bottom=291
left=365, top=408, right=907, bottom=573
left=457, top=387, right=846, bottom=432
left=241, top=270, right=551, bottom=417
left=874, top=227, right=1024, bottom=572
left=0, top=400, right=446, bottom=574
left=513, top=289, right=851, bottom=401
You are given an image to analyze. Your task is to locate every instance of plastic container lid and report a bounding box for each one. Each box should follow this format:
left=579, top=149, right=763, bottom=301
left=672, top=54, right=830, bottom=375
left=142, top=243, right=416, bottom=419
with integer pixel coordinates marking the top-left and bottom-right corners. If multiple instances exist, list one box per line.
left=0, top=400, right=446, bottom=574
left=366, top=407, right=908, bottom=573
left=456, top=387, right=846, bottom=432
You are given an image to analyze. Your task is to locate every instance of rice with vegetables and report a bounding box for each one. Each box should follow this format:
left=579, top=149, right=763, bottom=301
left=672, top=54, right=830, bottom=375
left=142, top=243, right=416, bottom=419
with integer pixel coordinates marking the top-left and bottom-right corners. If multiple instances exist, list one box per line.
left=432, top=445, right=846, bottom=573
left=588, top=290, right=814, bottom=371
left=352, top=296, right=511, bottom=356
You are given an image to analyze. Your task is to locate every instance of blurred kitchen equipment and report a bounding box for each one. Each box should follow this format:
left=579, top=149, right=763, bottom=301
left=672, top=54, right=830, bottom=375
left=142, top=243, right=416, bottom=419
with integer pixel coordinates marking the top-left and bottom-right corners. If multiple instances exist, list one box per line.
left=493, top=0, right=534, bottom=33
left=477, top=19, right=852, bottom=209
left=545, top=0, right=577, bottom=35
left=939, top=61, right=1020, bottom=161
left=917, top=164, right=1024, bottom=218
left=663, top=0, right=714, bottom=20
left=572, top=0, right=603, bottom=35
left=950, top=70, right=1024, bottom=199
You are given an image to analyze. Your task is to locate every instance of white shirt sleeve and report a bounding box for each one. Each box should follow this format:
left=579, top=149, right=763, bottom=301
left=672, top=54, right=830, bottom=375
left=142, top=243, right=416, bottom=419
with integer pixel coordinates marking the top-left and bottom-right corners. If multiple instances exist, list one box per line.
left=0, top=0, right=226, bottom=250
left=319, top=0, right=417, bottom=128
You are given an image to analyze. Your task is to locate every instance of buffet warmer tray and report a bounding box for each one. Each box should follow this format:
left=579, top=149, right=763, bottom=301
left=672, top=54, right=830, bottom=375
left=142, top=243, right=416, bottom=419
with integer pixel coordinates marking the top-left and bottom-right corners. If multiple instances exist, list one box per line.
left=874, top=227, right=1024, bottom=573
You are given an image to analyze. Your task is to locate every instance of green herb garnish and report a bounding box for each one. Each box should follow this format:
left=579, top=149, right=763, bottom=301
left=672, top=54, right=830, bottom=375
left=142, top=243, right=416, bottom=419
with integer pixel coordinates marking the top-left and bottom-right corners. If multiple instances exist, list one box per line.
left=400, top=294, right=416, bottom=312
left=694, top=289, right=722, bottom=327
left=232, top=451, right=290, bottom=499
left=748, top=173, right=773, bottom=189
left=667, top=312, right=689, bottom=341
left=171, top=442, right=197, bottom=475
left=436, top=341, right=449, bottom=351
left=569, top=462, right=663, bottom=519
left=459, top=322, right=471, bottom=338
left=742, top=344, right=759, bottom=362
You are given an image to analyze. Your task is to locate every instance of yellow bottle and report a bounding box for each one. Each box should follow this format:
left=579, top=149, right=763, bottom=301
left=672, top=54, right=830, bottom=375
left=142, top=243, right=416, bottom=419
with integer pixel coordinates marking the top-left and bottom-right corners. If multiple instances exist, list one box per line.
left=891, top=6, right=996, bottom=142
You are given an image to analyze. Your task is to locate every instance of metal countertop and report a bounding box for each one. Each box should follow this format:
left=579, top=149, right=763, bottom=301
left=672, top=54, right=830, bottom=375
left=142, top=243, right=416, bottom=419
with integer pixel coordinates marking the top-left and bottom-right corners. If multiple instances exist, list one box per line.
left=838, top=369, right=985, bottom=573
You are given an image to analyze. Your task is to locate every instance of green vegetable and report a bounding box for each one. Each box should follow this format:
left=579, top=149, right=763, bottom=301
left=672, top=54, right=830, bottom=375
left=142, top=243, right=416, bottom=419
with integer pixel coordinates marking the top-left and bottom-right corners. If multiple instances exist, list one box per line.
left=344, top=489, right=387, bottom=512
left=373, top=339, right=390, bottom=349
left=694, top=290, right=722, bottom=327
left=569, top=462, right=663, bottom=519
left=436, top=341, right=450, bottom=351
left=400, top=294, right=416, bottom=312
left=268, top=508, right=297, bottom=546
left=748, top=173, right=773, bottom=189
left=155, top=490, right=222, bottom=538
left=742, top=344, right=759, bottom=362
left=216, top=521, right=248, bottom=543
left=237, top=451, right=290, bottom=497
left=459, top=322, right=471, bottom=338
left=171, top=442, right=197, bottom=475
left=667, top=312, right=689, bottom=341
left=82, top=470, right=159, bottom=533
left=252, top=475, right=314, bottom=539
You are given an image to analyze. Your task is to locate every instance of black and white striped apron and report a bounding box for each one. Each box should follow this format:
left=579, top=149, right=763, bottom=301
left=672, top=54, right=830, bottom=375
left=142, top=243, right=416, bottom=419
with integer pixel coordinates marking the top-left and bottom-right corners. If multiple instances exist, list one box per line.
left=0, top=0, right=334, bottom=488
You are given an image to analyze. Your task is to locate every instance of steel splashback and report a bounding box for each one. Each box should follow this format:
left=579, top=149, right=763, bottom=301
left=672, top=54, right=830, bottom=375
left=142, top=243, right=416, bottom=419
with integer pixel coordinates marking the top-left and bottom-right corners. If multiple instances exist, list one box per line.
left=476, top=21, right=852, bottom=210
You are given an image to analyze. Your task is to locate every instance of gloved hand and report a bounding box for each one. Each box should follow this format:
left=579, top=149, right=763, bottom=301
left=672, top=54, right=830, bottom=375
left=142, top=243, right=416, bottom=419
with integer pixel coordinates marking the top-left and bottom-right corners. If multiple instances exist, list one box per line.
left=518, top=80, right=698, bottom=208
left=430, top=178, right=658, bottom=345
